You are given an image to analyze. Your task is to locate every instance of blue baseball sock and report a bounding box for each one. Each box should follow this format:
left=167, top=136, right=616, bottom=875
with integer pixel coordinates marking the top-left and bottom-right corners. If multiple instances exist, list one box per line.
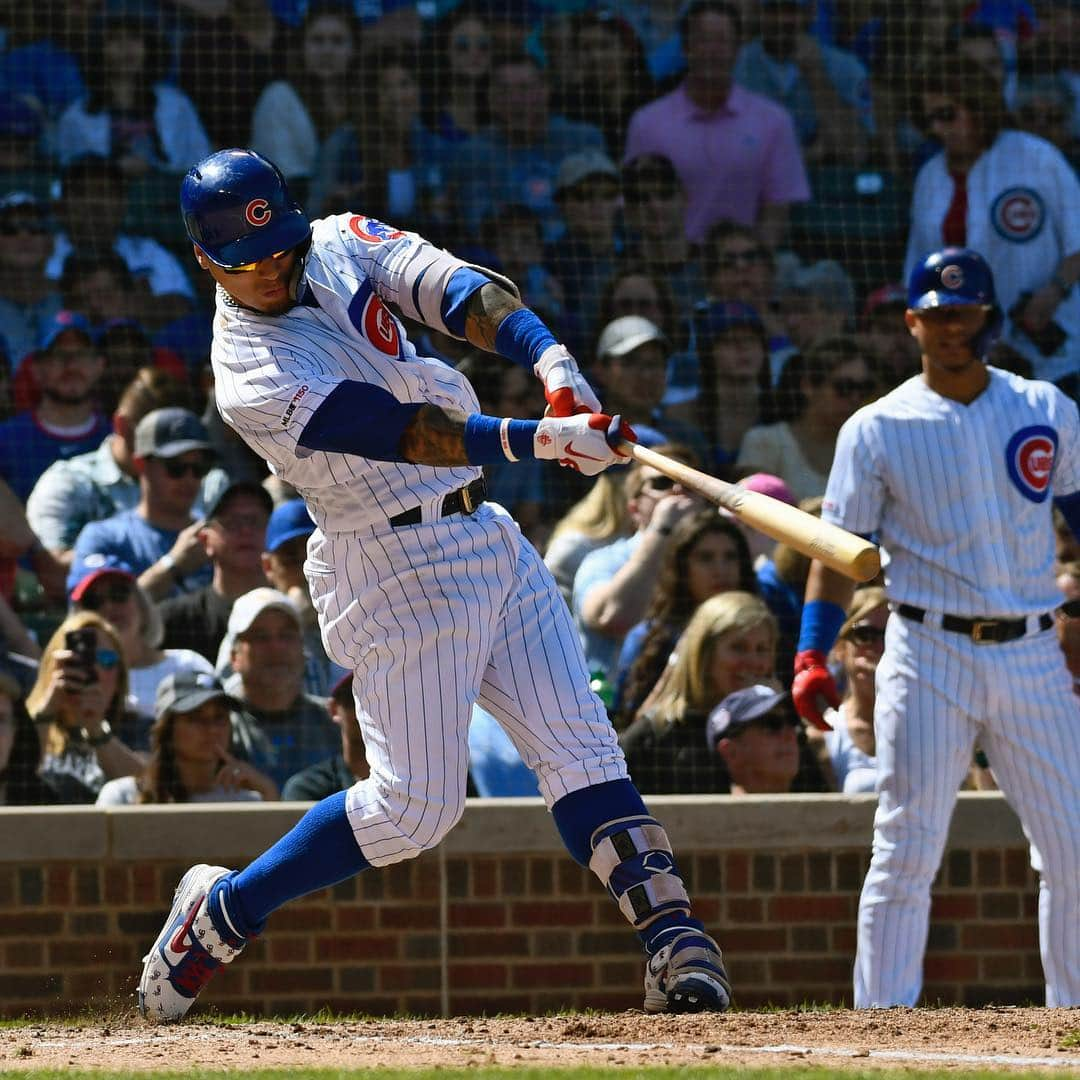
left=207, top=791, right=369, bottom=942
left=551, top=779, right=704, bottom=955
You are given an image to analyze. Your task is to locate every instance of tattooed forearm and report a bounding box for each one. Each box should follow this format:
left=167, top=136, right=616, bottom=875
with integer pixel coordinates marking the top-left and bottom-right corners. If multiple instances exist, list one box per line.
left=463, top=282, right=523, bottom=353
left=399, top=404, right=472, bottom=466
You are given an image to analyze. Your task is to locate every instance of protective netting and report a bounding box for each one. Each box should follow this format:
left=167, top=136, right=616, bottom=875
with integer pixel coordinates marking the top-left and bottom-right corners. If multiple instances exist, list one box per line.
left=0, top=1, right=1076, bottom=803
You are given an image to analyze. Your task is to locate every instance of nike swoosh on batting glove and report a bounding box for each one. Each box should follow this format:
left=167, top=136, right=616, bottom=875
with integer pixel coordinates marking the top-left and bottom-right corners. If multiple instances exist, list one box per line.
left=534, top=344, right=602, bottom=417
left=533, top=412, right=633, bottom=477
left=791, top=649, right=838, bottom=731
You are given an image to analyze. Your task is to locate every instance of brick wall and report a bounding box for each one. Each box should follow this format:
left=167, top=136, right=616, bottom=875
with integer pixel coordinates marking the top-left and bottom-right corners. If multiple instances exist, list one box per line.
left=0, top=795, right=1045, bottom=1017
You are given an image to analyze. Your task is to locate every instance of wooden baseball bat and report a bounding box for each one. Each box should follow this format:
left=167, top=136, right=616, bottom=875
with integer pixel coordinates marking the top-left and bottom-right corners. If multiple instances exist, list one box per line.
left=620, top=441, right=881, bottom=583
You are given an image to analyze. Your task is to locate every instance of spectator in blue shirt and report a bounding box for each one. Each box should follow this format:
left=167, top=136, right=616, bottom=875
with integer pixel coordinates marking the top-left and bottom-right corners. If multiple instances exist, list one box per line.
left=0, top=311, right=110, bottom=502
left=72, top=407, right=216, bottom=601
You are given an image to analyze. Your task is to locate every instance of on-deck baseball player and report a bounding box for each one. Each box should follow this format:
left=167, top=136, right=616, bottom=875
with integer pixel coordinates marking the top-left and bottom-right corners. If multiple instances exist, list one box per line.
left=793, top=247, right=1080, bottom=1008
left=137, top=149, right=731, bottom=1021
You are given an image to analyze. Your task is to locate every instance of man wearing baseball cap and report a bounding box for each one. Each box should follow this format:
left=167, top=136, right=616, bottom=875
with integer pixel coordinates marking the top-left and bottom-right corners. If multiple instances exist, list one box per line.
left=216, top=587, right=339, bottom=790
left=0, top=310, right=111, bottom=502
left=159, top=482, right=273, bottom=662
left=706, top=684, right=805, bottom=794
left=71, top=407, right=216, bottom=600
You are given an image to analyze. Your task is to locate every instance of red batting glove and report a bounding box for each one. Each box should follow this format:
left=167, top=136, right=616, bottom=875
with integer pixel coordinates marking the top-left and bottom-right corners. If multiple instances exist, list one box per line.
left=791, top=649, right=839, bottom=732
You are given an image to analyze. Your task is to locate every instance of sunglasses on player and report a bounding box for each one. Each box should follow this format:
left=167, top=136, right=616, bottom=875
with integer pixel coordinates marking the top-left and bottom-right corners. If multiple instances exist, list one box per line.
left=222, top=249, right=292, bottom=275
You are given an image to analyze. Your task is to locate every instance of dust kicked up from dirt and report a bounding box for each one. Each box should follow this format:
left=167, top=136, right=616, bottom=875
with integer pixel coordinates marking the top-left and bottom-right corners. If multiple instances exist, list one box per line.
left=2, top=1007, right=1078, bottom=1073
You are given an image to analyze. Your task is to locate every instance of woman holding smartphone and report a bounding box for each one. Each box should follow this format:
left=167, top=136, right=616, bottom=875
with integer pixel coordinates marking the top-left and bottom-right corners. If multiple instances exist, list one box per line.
left=96, top=671, right=278, bottom=806
left=26, top=612, right=144, bottom=803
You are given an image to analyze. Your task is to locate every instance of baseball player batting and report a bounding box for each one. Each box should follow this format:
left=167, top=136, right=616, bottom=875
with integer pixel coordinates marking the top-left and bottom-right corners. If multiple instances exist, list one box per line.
left=137, top=149, right=731, bottom=1021
left=793, top=247, right=1080, bottom=1008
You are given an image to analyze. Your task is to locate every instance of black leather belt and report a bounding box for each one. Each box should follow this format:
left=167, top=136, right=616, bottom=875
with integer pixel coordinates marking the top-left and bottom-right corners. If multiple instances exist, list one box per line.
left=896, top=603, right=1053, bottom=644
left=388, top=478, right=486, bottom=528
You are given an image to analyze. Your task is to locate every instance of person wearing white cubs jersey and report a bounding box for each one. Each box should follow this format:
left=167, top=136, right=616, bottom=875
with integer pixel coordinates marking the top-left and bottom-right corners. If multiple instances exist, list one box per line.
left=137, top=149, right=731, bottom=1022
left=905, top=55, right=1080, bottom=386
left=793, top=247, right=1080, bottom=1009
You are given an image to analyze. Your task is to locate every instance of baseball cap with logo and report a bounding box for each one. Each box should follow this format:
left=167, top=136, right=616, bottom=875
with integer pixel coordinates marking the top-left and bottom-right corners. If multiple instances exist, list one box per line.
left=706, top=684, right=791, bottom=746
left=264, top=498, right=315, bottom=553
left=39, top=310, right=96, bottom=353
left=156, top=669, right=238, bottom=717
left=596, top=315, right=669, bottom=361
left=555, top=149, right=619, bottom=197
left=67, top=552, right=136, bottom=602
left=133, top=407, right=212, bottom=460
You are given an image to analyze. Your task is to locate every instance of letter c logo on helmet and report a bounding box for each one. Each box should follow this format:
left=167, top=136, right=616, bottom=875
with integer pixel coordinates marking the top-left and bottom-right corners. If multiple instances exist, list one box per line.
left=244, top=199, right=272, bottom=227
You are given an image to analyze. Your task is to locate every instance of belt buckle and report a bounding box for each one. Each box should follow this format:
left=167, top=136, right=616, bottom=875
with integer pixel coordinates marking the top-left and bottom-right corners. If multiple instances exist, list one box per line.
left=460, top=483, right=476, bottom=515
left=970, top=620, right=996, bottom=644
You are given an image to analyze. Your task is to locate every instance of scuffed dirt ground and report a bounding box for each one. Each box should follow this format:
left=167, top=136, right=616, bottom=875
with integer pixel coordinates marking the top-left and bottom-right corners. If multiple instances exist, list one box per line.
left=2, top=1008, right=1078, bottom=1073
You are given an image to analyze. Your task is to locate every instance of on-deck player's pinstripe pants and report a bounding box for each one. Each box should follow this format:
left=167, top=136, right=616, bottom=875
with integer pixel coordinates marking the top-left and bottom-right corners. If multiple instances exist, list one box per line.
left=855, top=612, right=1080, bottom=1007
left=304, top=501, right=630, bottom=868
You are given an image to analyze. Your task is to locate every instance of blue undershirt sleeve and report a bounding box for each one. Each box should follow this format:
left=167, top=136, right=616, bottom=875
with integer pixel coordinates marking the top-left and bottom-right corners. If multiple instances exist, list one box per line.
left=1054, top=490, right=1080, bottom=540
left=297, top=381, right=422, bottom=462
left=440, top=267, right=491, bottom=337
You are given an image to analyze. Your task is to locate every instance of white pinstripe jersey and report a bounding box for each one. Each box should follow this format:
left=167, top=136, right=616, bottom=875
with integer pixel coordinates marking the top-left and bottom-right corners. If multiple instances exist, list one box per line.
left=823, top=367, right=1080, bottom=615
left=210, top=214, right=481, bottom=533
left=904, top=131, right=1080, bottom=383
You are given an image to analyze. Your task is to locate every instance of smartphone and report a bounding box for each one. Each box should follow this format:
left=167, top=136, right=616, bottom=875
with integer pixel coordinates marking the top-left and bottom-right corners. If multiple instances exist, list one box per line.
left=65, top=627, right=98, bottom=686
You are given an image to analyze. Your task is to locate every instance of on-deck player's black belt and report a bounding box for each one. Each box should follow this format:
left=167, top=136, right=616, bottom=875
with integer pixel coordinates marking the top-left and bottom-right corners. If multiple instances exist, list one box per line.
left=388, top=478, right=487, bottom=528
left=896, top=603, right=1053, bottom=644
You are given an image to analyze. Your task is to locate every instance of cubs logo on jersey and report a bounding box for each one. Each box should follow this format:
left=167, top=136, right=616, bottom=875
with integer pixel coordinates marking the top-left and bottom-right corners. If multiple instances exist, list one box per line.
left=348, top=215, right=405, bottom=244
left=1006, top=425, right=1057, bottom=502
left=347, top=279, right=400, bottom=357
left=990, top=187, right=1045, bottom=243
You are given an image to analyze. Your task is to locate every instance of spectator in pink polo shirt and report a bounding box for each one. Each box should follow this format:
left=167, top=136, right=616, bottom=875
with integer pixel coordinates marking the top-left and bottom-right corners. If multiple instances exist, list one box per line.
left=623, top=0, right=810, bottom=248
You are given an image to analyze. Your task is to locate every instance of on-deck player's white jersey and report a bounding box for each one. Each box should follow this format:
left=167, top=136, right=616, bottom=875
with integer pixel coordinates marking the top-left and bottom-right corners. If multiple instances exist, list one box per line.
left=209, top=213, right=481, bottom=533
left=823, top=367, right=1080, bottom=616
left=904, top=130, right=1080, bottom=384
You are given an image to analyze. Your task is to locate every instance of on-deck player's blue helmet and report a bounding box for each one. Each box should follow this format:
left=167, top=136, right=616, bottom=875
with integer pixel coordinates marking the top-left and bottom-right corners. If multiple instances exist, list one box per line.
left=180, top=149, right=310, bottom=269
left=906, top=247, right=1003, bottom=358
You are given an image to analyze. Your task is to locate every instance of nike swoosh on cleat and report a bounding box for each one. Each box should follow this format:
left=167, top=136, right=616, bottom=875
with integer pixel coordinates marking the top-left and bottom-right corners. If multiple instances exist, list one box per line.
left=564, top=441, right=604, bottom=462
left=166, top=902, right=201, bottom=962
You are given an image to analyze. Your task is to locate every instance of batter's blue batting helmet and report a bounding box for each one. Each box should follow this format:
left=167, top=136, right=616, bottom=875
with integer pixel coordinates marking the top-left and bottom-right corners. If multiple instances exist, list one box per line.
left=180, top=149, right=310, bottom=269
left=906, top=247, right=1002, bottom=357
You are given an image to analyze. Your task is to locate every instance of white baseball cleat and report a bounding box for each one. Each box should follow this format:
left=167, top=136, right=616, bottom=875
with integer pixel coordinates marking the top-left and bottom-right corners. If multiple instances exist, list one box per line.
left=643, top=930, right=732, bottom=1014
left=138, top=864, right=244, bottom=1023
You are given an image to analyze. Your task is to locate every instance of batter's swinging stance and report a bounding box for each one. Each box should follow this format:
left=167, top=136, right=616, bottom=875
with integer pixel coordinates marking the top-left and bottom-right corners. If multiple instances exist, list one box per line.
left=137, top=149, right=731, bottom=1021
left=794, top=247, right=1080, bottom=1008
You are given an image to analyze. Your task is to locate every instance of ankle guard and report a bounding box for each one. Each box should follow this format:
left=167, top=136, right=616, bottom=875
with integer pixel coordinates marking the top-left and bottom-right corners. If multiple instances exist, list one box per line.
left=588, top=815, right=691, bottom=930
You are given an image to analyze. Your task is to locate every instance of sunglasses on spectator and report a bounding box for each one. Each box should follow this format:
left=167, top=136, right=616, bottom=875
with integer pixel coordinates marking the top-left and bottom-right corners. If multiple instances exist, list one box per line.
left=847, top=624, right=886, bottom=647
left=741, top=713, right=799, bottom=735
left=626, top=183, right=679, bottom=204
left=0, top=218, right=48, bottom=236
left=642, top=475, right=676, bottom=492
left=222, top=249, right=291, bottom=275
left=81, top=582, right=134, bottom=609
left=926, top=105, right=958, bottom=125
left=832, top=377, right=875, bottom=398
left=565, top=181, right=619, bottom=203
left=94, top=648, right=121, bottom=670
left=718, top=248, right=767, bottom=269
left=160, top=458, right=212, bottom=479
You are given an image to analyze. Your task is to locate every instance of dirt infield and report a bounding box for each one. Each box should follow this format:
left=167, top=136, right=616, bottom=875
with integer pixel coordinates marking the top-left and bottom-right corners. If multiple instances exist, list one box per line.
left=3, top=1007, right=1078, bottom=1073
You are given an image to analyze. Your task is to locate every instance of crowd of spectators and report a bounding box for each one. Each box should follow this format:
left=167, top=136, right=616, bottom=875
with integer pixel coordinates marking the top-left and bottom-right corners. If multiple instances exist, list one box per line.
left=1, top=0, right=1079, bottom=806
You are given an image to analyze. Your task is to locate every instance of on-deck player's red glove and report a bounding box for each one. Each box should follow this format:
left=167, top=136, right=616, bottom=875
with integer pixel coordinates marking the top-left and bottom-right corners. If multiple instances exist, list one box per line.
left=791, top=649, right=839, bottom=732
left=534, top=344, right=602, bottom=417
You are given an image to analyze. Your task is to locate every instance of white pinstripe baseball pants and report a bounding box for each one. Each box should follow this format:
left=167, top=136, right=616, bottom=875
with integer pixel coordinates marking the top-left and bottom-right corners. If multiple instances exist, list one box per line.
left=305, top=502, right=628, bottom=868
left=855, top=612, right=1080, bottom=1007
